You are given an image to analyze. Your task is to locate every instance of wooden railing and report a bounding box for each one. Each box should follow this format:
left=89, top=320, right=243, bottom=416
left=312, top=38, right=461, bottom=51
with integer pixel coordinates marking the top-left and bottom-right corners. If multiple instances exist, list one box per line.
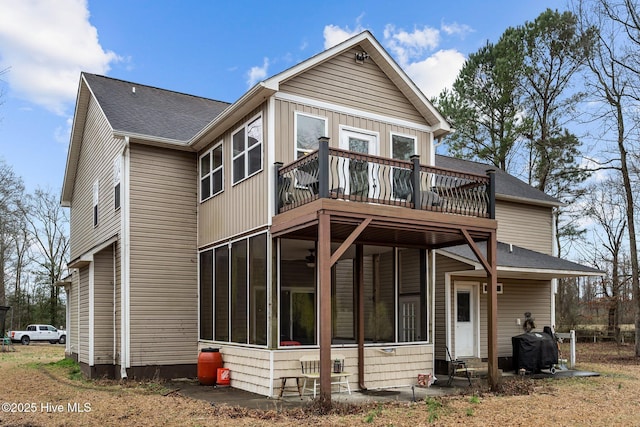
left=275, top=138, right=495, bottom=218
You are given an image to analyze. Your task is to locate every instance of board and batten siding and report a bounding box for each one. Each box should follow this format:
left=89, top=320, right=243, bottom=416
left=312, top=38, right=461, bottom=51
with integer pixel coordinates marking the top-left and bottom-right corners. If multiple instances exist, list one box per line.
left=93, top=245, right=114, bottom=365
left=274, top=99, right=432, bottom=167
left=198, top=105, right=270, bottom=247
left=128, top=144, right=198, bottom=366
left=69, top=96, right=123, bottom=260
left=279, top=46, right=425, bottom=124
left=496, top=200, right=553, bottom=254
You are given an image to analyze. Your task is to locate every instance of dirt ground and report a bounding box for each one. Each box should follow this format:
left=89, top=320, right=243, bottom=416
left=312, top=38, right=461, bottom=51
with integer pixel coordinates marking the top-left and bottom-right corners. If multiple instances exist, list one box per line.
left=1, top=341, right=639, bottom=426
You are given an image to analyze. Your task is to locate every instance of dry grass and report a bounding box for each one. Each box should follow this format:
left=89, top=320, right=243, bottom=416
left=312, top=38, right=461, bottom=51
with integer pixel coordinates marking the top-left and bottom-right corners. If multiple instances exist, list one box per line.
left=1, top=342, right=639, bottom=426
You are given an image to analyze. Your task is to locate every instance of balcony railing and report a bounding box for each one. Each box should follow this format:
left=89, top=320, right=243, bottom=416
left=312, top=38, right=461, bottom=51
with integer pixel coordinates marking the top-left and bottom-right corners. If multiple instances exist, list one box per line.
left=275, top=138, right=495, bottom=219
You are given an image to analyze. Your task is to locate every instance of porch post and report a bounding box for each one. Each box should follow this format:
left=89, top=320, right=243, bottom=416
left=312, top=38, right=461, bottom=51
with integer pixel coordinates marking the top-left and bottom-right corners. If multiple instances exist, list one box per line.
left=356, top=244, right=365, bottom=390
left=411, top=154, right=421, bottom=209
left=318, top=210, right=332, bottom=409
left=487, top=231, right=499, bottom=390
left=274, top=162, right=283, bottom=215
left=318, top=137, right=330, bottom=199
left=486, top=169, right=496, bottom=219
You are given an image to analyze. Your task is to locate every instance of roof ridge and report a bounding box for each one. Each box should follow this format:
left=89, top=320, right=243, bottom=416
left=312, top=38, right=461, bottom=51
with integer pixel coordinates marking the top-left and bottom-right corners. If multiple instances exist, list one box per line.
left=82, top=72, right=231, bottom=106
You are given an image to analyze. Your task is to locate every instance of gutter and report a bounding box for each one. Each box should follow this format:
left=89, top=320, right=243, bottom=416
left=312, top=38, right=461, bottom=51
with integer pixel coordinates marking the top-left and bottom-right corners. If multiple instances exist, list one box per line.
left=120, top=136, right=130, bottom=379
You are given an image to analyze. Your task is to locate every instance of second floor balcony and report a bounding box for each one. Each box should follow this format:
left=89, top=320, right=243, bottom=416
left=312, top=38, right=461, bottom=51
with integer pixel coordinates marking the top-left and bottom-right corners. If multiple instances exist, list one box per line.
left=275, top=138, right=495, bottom=219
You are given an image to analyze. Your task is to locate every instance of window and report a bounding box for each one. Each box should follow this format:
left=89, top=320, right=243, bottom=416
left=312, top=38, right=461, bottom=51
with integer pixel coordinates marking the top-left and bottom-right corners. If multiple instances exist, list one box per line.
left=295, top=112, right=327, bottom=158
left=92, top=180, right=99, bottom=227
left=199, top=233, right=268, bottom=345
left=232, top=116, right=262, bottom=184
left=199, top=250, right=213, bottom=340
left=391, top=133, right=416, bottom=200
left=113, top=157, right=121, bottom=210
left=200, top=141, right=223, bottom=201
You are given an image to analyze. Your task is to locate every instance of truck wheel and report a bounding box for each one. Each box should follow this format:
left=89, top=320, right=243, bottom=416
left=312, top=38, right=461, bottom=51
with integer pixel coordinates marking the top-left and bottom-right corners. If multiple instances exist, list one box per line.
left=58, top=335, right=66, bottom=345
left=21, top=336, right=30, bottom=345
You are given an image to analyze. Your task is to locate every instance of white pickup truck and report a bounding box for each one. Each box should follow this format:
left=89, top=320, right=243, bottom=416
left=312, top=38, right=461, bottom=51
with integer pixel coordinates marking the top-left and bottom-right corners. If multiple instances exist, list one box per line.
left=10, top=324, right=66, bottom=345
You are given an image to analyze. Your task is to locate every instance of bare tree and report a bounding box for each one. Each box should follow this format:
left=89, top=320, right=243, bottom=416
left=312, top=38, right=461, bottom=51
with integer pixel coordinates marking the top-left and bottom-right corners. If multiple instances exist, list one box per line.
left=574, top=0, right=640, bottom=355
left=24, top=188, right=69, bottom=327
left=0, top=160, right=26, bottom=306
left=584, top=177, right=627, bottom=342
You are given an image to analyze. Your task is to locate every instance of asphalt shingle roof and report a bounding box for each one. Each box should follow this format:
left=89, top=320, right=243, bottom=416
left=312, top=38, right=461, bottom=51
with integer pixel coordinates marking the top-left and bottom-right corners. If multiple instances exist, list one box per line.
left=83, top=73, right=230, bottom=142
left=435, top=155, right=559, bottom=206
left=441, top=241, right=601, bottom=274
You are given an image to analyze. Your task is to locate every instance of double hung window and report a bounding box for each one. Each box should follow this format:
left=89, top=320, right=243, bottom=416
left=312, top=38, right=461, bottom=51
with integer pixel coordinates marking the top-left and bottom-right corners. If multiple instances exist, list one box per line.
left=232, top=116, right=262, bottom=184
left=200, top=141, right=223, bottom=201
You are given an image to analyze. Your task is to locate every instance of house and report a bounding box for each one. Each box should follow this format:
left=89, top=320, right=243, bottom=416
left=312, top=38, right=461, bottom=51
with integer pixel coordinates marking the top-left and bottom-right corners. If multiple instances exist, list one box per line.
left=60, top=31, right=600, bottom=401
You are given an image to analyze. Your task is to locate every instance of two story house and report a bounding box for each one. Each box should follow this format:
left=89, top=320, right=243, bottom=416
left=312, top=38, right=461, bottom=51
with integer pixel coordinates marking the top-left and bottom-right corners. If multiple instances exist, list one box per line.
left=60, top=31, right=599, bottom=401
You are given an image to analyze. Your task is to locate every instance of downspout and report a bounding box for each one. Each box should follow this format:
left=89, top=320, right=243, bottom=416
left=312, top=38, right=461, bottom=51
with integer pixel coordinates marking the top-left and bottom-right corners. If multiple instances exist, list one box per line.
left=551, top=207, right=558, bottom=327
left=120, top=137, right=130, bottom=379
left=113, top=243, right=116, bottom=367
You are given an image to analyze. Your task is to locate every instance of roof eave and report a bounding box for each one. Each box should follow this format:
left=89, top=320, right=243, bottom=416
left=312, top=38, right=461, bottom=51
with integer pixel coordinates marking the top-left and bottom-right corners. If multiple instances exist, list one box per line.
left=113, top=131, right=193, bottom=151
left=497, top=193, right=563, bottom=208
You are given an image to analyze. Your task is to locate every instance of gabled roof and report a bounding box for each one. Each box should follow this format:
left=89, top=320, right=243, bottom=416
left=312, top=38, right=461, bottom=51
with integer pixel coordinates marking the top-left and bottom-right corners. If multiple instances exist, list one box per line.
left=190, top=30, right=450, bottom=150
left=61, top=74, right=229, bottom=205
left=83, top=73, right=230, bottom=142
left=435, top=155, right=560, bottom=207
left=438, top=241, right=602, bottom=280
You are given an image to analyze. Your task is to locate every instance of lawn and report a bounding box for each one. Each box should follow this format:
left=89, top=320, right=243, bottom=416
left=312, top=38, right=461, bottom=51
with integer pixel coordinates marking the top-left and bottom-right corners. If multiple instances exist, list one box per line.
left=1, top=341, right=639, bottom=426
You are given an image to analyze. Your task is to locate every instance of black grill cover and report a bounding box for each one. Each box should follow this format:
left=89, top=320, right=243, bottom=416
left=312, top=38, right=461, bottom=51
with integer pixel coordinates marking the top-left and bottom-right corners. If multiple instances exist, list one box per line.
left=512, top=332, right=558, bottom=373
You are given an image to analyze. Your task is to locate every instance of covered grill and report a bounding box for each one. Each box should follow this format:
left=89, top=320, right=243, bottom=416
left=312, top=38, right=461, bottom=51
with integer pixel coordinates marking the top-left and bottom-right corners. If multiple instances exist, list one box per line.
left=512, top=331, right=558, bottom=374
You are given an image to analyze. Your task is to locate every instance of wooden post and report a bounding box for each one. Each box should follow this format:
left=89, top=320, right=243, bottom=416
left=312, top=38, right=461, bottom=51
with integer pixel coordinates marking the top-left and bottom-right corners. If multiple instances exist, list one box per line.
left=318, top=137, right=330, bottom=199
left=318, top=211, right=332, bottom=410
left=487, top=231, right=499, bottom=390
left=411, top=154, right=421, bottom=209
left=356, top=244, right=365, bottom=390
left=486, top=169, right=496, bottom=219
left=274, top=162, right=283, bottom=214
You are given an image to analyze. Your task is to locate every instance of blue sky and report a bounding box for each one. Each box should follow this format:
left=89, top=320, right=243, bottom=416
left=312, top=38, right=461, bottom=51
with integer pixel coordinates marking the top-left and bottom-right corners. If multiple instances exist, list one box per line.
left=0, top=0, right=566, bottom=194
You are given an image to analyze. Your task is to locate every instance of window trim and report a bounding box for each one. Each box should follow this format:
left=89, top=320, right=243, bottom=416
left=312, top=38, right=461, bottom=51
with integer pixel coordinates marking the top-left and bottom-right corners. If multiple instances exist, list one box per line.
left=231, top=114, right=263, bottom=186
left=294, top=111, right=328, bottom=158
left=200, top=140, right=224, bottom=202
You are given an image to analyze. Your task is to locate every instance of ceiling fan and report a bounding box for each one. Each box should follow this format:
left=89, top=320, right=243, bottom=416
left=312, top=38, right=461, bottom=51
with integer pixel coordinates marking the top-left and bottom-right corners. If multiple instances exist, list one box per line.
left=305, top=249, right=316, bottom=268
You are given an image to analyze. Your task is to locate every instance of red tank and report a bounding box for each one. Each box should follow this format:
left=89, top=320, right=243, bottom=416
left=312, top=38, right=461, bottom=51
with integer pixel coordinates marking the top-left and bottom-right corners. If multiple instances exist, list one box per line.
left=197, top=348, right=223, bottom=386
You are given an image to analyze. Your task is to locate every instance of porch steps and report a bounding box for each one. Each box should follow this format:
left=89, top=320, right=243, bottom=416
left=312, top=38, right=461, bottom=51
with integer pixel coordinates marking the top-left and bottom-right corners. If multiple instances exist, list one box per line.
left=459, top=358, right=488, bottom=378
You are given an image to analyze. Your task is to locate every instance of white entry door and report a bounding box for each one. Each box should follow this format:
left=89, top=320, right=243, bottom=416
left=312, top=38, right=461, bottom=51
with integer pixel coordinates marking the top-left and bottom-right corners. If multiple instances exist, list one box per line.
left=339, top=129, right=379, bottom=198
left=454, top=283, right=477, bottom=357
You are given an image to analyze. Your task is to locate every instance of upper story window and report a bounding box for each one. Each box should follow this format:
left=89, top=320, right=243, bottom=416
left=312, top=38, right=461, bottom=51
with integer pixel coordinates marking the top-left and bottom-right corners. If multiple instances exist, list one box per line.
left=295, top=112, right=327, bottom=158
left=200, top=141, right=223, bottom=201
left=113, top=157, right=121, bottom=210
left=232, top=116, right=262, bottom=184
left=92, top=180, right=99, bottom=227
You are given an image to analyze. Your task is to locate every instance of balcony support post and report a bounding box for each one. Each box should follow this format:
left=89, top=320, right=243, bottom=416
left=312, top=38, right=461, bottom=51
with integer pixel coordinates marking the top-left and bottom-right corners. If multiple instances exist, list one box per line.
left=318, top=137, right=330, bottom=199
left=410, top=154, right=421, bottom=209
left=486, top=169, right=496, bottom=219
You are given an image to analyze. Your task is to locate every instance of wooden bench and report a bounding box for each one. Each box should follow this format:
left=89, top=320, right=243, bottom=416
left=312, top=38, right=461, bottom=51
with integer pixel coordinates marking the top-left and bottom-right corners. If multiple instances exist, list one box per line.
left=299, top=354, right=352, bottom=398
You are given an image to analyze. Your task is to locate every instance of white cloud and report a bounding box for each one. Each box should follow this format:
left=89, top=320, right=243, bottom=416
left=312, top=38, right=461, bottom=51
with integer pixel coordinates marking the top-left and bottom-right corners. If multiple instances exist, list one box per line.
left=404, top=49, right=466, bottom=98
left=0, top=0, right=120, bottom=115
left=440, top=20, right=474, bottom=38
left=383, top=24, right=440, bottom=67
left=247, top=57, right=269, bottom=87
left=323, top=25, right=361, bottom=49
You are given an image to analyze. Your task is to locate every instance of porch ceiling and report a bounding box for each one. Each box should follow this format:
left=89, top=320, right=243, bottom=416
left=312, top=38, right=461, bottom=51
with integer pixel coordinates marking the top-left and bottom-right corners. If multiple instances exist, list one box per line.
left=271, top=198, right=497, bottom=249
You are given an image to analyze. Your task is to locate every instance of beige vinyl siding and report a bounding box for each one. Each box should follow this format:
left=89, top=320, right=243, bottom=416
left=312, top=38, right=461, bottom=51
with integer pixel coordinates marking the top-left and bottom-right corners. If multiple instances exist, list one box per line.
left=129, top=144, right=198, bottom=366
left=478, top=279, right=552, bottom=358
left=78, top=267, right=89, bottom=364
left=496, top=200, right=553, bottom=254
left=433, top=254, right=473, bottom=361
left=206, top=344, right=434, bottom=397
left=69, top=96, right=123, bottom=260
left=280, top=46, right=424, bottom=124
left=274, top=99, right=432, bottom=167
left=68, top=272, right=79, bottom=356
left=334, top=259, right=354, bottom=340
left=198, top=106, right=269, bottom=247
left=93, top=245, right=114, bottom=365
